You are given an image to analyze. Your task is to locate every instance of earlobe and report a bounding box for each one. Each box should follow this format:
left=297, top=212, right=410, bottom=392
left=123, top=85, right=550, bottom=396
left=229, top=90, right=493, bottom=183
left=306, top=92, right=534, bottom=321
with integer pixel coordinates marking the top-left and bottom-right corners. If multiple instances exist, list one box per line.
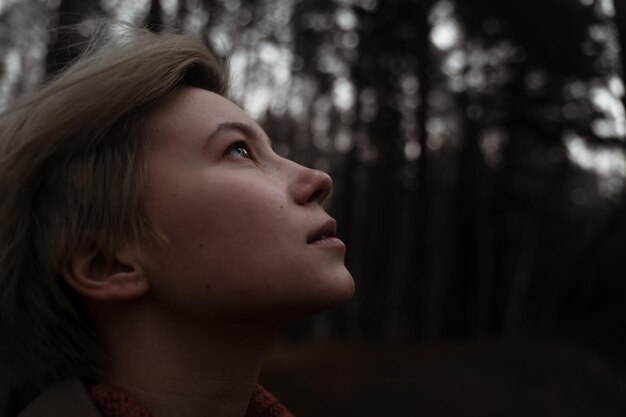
left=60, top=242, right=149, bottom=303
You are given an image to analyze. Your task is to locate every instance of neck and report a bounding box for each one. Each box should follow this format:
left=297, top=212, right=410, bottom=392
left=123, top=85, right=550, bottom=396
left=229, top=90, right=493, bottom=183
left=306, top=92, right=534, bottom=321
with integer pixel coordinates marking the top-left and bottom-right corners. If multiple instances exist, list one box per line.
left=97, top=305, right=278, bottom=417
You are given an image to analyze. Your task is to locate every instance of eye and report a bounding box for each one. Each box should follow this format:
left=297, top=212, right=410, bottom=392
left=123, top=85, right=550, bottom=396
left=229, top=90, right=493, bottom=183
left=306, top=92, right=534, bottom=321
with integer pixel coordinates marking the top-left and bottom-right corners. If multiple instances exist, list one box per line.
left=225, top=141, right=252, bottom=160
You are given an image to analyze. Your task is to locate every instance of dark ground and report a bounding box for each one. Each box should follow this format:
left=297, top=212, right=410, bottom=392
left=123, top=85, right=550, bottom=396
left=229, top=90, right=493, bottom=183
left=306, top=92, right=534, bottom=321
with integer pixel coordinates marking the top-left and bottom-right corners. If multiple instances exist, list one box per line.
left=260, top=340, right=626, bottom=417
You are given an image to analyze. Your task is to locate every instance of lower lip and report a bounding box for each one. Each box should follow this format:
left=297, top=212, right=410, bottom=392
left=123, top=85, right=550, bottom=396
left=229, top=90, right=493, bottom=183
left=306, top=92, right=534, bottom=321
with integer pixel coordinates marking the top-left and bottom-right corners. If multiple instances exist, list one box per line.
left=309, top=237, right=346, bottom=249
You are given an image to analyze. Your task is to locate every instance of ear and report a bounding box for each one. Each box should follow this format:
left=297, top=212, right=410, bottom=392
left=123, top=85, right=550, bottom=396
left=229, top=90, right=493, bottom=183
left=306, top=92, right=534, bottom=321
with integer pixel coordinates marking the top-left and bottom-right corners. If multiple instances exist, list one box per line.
left=60, top=241, right=149, bottom=303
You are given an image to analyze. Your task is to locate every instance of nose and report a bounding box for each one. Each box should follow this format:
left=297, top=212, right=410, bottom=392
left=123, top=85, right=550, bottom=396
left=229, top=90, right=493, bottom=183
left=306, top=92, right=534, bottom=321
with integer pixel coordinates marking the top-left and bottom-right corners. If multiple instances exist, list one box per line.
left=289, top=163, right=333, bottom=206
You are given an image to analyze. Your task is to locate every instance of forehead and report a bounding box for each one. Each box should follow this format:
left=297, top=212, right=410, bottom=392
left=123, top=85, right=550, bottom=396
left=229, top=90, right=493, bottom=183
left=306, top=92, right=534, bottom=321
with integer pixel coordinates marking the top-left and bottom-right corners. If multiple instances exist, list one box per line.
left=143, top=87, right=253, bottom=150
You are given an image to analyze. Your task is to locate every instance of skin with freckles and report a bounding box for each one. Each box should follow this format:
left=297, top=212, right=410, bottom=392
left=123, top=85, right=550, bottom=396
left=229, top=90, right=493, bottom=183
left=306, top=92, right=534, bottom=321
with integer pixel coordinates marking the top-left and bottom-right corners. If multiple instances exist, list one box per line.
left=62, top=86, right=354, bottom=417
left=140, top=87, right=355, bottom=323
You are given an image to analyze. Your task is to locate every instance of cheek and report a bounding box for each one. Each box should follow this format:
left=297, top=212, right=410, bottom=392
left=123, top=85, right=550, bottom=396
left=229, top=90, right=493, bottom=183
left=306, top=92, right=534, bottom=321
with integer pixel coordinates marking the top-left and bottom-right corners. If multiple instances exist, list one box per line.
left=156, top=176, right=289, bottom=248
left=143, top=172, right=296, bottom=284
left=141, top=169, right=352, bottom=320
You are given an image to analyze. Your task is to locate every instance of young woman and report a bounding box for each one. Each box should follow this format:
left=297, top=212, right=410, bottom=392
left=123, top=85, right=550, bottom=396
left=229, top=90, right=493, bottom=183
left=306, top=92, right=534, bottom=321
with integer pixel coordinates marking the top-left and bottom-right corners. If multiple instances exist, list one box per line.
left=0, top=28, right=354, bottom=417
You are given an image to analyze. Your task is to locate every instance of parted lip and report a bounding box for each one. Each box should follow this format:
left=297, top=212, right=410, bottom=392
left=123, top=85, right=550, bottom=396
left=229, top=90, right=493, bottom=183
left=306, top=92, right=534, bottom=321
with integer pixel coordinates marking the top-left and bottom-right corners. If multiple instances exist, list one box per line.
left=307, top=218, right=338, bottom=243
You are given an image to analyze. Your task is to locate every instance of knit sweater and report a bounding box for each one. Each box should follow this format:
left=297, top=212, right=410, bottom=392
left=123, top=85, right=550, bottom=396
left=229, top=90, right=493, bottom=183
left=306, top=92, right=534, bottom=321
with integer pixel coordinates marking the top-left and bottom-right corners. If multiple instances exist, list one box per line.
left=87, top=382, right=294, bottom=417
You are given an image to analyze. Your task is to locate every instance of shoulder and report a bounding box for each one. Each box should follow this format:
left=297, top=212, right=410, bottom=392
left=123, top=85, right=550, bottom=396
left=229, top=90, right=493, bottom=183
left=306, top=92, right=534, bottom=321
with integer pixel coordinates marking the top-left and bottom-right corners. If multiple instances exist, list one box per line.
left=17, top=379, right=101, bottom=417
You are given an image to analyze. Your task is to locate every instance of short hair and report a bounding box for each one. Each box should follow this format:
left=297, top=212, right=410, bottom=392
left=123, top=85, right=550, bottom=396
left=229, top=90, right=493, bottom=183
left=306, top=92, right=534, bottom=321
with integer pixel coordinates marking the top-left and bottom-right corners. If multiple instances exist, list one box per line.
left=0, top=26, right=228, bottom=389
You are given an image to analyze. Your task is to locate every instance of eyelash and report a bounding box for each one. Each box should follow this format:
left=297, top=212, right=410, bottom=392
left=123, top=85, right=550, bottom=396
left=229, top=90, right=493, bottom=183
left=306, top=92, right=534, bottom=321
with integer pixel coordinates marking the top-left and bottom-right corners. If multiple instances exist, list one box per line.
left=225, top=141, right=254, bottom=160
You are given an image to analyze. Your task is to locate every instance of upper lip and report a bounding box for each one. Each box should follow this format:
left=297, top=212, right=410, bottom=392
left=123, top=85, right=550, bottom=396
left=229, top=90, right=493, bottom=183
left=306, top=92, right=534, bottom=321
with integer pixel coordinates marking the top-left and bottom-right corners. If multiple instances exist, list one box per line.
left=307, top=218, right=338, bottom=243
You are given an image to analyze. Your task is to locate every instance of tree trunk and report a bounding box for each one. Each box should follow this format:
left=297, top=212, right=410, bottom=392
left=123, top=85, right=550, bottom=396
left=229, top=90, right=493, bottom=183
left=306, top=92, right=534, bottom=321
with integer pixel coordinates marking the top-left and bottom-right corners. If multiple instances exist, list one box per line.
left=145, top=0, right=164, bottom=32
left=409, top=0, right=435, bottom=340
left=45, top=0, right=93, bottom=77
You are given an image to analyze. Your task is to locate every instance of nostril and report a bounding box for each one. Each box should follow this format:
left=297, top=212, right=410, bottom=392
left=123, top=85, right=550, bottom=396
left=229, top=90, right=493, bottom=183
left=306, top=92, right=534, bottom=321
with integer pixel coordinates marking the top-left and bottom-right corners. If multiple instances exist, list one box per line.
left=307, top=189, right=323, bottom=204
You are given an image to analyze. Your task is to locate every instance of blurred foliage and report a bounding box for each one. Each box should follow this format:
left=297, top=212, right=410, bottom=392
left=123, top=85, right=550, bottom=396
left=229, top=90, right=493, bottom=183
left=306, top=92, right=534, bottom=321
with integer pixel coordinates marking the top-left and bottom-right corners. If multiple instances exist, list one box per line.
left=1, top=0, right=626, bottom=367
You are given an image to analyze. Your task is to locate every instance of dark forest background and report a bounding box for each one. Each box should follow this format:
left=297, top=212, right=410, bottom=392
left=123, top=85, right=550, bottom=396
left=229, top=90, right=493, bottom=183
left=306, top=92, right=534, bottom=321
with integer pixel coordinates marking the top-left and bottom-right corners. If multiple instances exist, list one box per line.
left=2, top=0, right=626, bottom=415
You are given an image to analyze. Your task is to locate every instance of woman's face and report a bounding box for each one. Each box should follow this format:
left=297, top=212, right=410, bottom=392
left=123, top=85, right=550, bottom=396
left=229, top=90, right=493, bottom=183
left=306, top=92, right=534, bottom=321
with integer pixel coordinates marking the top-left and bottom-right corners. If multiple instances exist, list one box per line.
left=138, top=87, right=354, bottom=324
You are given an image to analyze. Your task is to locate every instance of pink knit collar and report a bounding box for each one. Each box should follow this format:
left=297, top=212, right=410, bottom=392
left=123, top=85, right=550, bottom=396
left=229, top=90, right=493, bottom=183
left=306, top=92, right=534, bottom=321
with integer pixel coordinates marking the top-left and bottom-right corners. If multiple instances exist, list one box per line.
left=87, top=382, right=294, bottom=417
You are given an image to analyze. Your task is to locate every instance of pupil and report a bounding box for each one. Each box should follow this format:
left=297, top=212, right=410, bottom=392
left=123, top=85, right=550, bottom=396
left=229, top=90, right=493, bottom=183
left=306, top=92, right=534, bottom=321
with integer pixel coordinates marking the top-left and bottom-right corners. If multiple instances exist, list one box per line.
left=237, top=147, right=248, bottom=158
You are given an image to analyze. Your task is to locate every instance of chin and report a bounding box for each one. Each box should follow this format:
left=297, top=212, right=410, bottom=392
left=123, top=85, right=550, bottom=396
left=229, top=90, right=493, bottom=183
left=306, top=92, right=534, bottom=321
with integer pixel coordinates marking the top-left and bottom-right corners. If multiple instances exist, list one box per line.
left=327, top=270, right=356, bottom=306
left=224, top=269, right=355, bottom=326
left=289, top=269, right=356, bottom=319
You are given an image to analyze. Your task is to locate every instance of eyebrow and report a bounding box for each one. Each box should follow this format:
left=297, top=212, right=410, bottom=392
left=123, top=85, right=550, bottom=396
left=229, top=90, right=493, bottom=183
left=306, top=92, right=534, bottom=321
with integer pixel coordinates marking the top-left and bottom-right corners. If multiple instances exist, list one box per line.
left=205, top=121, right=273, bottom=149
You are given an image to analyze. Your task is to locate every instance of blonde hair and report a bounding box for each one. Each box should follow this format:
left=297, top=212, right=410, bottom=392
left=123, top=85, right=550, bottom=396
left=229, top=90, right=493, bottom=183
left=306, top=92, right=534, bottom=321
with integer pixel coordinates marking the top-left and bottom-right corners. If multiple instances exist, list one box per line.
left=0, top=27, right=227, bottom=388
